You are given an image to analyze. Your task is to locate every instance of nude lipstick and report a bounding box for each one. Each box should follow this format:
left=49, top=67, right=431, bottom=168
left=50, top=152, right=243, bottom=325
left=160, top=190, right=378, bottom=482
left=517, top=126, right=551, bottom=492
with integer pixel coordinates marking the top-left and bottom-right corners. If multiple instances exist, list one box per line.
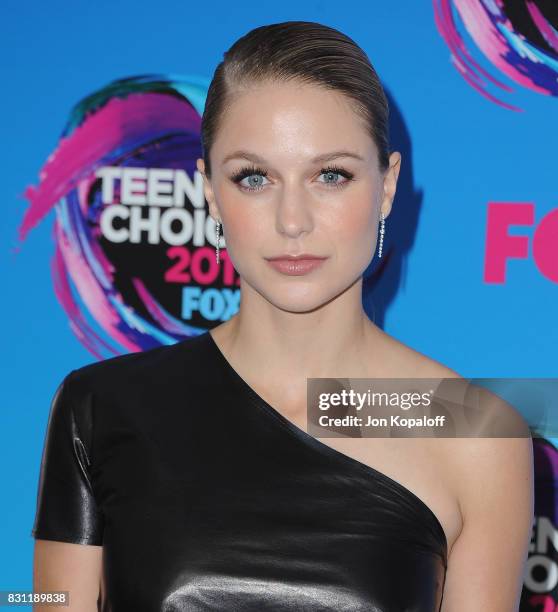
left=265, top=254, right=328, bottom=276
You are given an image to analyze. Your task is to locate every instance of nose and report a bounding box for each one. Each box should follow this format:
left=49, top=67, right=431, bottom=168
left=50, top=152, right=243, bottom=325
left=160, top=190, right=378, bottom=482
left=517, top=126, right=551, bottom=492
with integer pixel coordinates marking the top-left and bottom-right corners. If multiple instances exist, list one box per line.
left=274, top=181, right=314, bottom=239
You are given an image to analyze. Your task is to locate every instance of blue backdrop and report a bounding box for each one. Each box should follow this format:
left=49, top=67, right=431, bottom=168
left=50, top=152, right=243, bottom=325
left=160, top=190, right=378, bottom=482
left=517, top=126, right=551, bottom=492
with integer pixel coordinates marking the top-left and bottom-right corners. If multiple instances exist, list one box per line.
left=2, top=1, right=556, bottom=606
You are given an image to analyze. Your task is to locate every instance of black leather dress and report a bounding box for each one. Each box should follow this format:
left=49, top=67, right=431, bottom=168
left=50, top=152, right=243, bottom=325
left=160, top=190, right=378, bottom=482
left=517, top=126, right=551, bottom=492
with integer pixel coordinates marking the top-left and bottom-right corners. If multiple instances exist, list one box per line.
left=31, top=331, right=448, bottom=611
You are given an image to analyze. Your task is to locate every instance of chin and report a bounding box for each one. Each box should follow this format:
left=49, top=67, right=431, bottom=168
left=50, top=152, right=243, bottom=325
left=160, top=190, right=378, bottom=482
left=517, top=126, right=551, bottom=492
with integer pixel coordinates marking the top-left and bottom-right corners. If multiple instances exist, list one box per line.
left=259, top=284, right=347, bottom=314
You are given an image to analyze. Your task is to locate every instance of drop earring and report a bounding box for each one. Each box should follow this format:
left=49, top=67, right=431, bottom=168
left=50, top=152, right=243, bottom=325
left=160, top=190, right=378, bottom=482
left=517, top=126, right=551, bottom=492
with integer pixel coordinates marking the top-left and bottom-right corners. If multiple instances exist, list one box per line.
left=215, top=220, right=221, bottom=264
left=378, top=212, right=385, bottom=258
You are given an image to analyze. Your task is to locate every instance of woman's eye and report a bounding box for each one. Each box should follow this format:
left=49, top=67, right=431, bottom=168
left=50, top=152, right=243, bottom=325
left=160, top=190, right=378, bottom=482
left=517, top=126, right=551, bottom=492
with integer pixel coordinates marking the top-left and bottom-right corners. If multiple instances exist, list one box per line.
left=230, top=166, right=270, bottom=192
left=317, top=168, right=354, bottom=188
left=239, top=174, right=269, bottom=191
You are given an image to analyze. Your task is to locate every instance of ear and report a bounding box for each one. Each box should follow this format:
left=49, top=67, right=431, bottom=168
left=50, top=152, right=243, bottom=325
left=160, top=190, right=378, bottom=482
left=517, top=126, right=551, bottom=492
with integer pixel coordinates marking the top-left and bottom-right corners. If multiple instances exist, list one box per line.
left=380, top=151, right=402, bottom=219
left=196, top=158, right=220, bottom=221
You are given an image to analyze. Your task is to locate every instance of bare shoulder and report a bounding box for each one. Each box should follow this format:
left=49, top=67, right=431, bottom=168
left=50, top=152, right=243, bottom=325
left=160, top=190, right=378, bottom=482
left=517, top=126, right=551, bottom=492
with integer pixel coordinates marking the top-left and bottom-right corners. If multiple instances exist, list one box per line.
left=375, top=331, right=535, bottom=607
left=375, top=328, right=463, bottom=379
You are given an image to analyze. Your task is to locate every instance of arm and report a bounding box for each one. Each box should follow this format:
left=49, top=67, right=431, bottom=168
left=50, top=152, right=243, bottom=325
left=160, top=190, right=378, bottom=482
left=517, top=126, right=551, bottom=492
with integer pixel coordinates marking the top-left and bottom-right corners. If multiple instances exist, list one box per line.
left=33, top=540, right=102, bottom=611
left=31, top=371, right=105, bottom=610
left=440, top=435, right=534, bottom=611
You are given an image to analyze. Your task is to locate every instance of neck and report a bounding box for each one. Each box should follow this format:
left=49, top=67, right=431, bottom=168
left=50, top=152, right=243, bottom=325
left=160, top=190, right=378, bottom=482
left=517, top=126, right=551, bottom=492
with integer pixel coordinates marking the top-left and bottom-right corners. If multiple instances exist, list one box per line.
left=214, top=279, right=384, bottom=382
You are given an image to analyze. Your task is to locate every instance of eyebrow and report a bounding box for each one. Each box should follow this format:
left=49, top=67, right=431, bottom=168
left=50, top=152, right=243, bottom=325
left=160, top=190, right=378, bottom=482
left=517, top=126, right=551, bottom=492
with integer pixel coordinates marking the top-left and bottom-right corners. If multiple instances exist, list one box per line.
left=221, top=149, right=366, bottom=165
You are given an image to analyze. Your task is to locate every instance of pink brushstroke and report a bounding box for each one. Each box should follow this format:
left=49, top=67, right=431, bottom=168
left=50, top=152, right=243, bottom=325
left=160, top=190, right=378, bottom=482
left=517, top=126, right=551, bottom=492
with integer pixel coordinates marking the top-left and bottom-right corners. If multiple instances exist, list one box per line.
left=132, top=277, right=191, bottom=335
left=51, top=237, right=121, bottom=359
left=453, top=0, right=549, bottom=94
left=435, top=0, right=514, bottom=93
left=20, top=92, right=199, bottom=242
left=55, top=215, right=139, bottom=353
left=526, top=1, right=558, bottom=54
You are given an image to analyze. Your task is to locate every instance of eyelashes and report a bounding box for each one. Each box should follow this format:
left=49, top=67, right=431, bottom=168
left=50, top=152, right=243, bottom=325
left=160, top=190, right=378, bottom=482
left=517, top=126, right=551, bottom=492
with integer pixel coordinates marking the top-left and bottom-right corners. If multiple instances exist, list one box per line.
left=229, top=164, right=355, bottom=193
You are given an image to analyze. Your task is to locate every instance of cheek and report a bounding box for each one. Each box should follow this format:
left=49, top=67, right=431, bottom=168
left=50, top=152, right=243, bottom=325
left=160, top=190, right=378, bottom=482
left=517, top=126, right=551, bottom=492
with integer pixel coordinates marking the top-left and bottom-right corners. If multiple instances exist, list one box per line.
left=327, top=189, right=378, bottom=245
left=214, top=187, right=267, bottom=261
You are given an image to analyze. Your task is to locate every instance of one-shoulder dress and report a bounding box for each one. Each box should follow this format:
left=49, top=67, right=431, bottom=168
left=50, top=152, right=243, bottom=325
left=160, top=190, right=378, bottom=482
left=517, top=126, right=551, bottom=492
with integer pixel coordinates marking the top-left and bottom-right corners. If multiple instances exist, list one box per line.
left=31, top=330, right=448, bottom=611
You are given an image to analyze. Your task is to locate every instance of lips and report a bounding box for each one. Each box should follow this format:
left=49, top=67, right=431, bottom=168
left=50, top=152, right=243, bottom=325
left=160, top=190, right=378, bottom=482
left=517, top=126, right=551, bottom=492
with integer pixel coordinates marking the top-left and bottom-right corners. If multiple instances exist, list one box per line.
left=265, top=254, right=327, bottom=261
left=265, top=255, right=328, bottom=276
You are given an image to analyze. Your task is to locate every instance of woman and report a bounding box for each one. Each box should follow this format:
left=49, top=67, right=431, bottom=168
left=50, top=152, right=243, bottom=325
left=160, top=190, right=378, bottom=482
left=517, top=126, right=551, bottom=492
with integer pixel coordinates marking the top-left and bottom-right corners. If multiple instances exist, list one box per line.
left=32, top=20, right=534, bottom=611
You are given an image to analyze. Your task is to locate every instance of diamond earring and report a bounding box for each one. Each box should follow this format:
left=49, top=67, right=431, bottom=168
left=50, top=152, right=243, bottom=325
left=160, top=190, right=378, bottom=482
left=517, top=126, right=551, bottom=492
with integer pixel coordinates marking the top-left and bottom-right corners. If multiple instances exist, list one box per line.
left=215, top=220, right=221, bottom=264
left=378, top=212, right=385, bottom=258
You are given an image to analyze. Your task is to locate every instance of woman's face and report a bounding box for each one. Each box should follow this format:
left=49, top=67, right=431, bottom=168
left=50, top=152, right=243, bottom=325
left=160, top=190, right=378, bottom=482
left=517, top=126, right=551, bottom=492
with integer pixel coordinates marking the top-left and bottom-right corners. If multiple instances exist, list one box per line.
left=197, top=80, right=401, bottom=313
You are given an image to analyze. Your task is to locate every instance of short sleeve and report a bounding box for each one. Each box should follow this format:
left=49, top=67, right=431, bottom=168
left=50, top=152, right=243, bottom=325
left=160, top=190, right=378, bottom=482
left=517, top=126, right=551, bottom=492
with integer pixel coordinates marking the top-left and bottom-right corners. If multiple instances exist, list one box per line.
left=31, top=370, right=104, bottom=545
